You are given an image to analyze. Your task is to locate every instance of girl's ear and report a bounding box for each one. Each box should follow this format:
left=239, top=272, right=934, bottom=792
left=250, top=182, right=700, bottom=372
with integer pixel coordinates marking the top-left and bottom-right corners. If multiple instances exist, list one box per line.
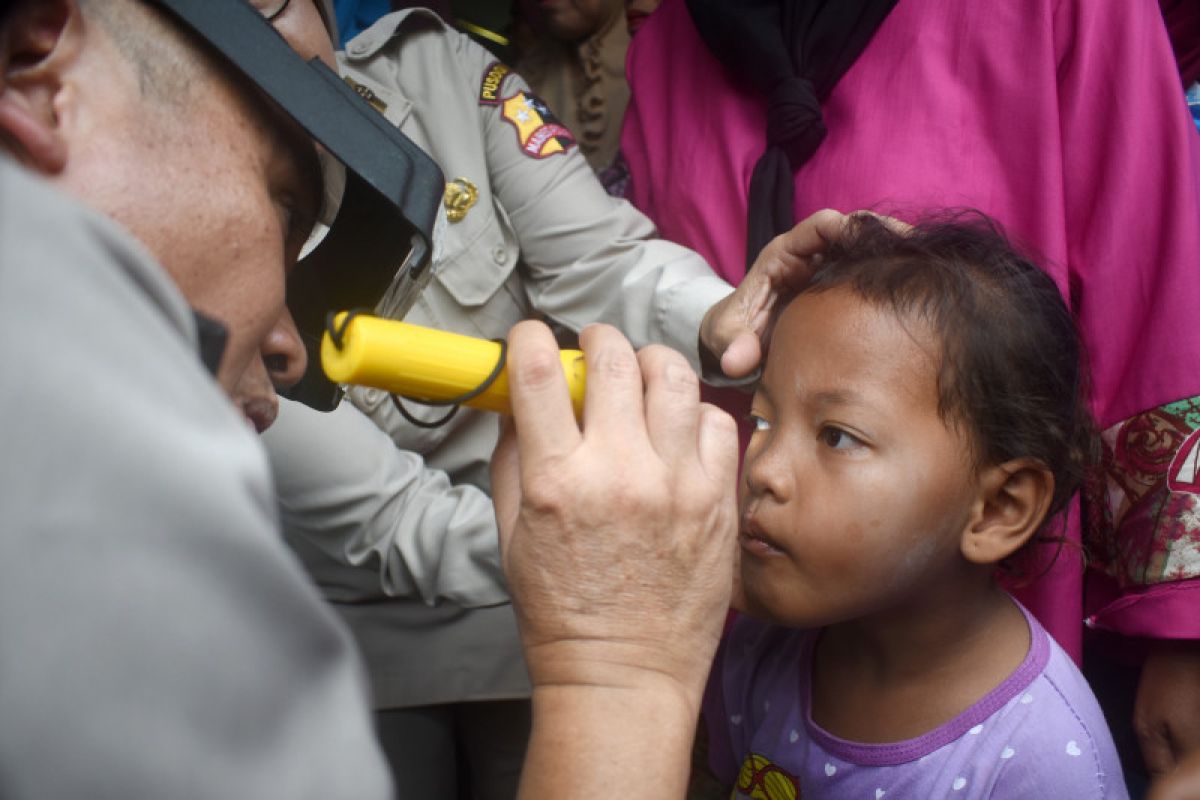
left=961, top=458, right=1055, bottom=565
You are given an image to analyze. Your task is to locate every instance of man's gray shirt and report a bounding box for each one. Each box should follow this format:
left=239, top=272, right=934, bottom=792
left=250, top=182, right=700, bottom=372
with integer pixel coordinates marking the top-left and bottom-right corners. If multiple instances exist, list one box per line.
left=0, top=158, right=391, bottom=799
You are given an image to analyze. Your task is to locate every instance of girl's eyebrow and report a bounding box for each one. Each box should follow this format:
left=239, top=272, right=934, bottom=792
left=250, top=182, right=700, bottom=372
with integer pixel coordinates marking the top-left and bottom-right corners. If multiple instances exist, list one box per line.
left=796, top=387, right=869, bottom=410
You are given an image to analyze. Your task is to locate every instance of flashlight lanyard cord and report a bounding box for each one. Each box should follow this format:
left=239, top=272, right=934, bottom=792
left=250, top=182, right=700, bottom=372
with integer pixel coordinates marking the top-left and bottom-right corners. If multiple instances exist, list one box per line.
left=325, top=308, right=508, bottom=430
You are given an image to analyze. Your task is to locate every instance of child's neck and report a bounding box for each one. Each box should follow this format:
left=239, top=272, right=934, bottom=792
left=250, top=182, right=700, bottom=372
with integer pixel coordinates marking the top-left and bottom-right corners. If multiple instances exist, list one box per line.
left=810, top=580, right=1029, bottom=743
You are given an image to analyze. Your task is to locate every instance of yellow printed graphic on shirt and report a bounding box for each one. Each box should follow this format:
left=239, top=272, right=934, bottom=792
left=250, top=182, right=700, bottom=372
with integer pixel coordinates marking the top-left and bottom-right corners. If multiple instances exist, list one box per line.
left=734, top=753, right=801, bottom=800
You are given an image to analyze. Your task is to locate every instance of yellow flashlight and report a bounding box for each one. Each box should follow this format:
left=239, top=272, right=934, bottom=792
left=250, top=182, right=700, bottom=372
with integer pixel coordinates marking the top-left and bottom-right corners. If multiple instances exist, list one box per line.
left=321, top=312, right=586, bottom=418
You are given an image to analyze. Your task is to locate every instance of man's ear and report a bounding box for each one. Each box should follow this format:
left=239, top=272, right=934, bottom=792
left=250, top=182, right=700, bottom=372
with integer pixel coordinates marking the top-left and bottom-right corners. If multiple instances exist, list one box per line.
left=961, top=458, right=1055, bottom=565
left=0, top=0, right=81, bottom=174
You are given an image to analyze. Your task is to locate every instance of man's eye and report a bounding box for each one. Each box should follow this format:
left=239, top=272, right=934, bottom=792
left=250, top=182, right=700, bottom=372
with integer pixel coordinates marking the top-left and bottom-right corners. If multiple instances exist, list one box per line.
left=819, top=426, right=862, bottom=450
left=276, top=196, right=315, bottom=254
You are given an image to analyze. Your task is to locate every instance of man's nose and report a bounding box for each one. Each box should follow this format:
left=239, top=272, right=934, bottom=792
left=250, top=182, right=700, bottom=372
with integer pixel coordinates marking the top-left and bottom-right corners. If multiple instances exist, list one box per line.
left=262, top=308, right=308, bottom=390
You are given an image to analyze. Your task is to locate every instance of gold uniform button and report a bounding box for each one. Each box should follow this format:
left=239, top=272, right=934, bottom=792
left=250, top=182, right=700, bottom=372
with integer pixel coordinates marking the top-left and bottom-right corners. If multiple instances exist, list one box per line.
left=443, top=178, right=478, bottom=223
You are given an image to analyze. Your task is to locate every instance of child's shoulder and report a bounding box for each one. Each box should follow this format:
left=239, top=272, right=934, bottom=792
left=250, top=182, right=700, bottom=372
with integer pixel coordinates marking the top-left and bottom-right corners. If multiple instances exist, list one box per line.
left=975, top=616, right=1128, bottom=798
left=713, top=609, right=1127, bottom=798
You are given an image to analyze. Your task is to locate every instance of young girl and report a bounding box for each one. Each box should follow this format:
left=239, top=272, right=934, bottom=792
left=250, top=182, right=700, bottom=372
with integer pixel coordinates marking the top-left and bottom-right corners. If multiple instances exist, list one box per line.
left=707, top=214, right=1128, bottom=799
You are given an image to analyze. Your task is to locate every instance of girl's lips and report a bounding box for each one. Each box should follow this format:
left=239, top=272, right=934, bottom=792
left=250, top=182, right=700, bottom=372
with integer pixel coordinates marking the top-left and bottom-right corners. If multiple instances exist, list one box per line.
left=739, top=515, right=786, bottom=556
left=740, top=532, right=786, bottom=557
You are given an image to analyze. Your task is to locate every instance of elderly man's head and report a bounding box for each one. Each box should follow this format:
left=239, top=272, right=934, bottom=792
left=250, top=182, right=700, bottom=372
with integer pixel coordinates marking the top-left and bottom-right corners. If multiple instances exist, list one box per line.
left=0, top=0, right=320, bottom=430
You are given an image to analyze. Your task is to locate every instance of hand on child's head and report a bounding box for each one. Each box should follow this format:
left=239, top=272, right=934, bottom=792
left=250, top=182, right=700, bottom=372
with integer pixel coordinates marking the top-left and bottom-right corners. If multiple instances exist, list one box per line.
left=699, top=209, right=912, bottom=381
left=846, top=209, right=913, bottom=237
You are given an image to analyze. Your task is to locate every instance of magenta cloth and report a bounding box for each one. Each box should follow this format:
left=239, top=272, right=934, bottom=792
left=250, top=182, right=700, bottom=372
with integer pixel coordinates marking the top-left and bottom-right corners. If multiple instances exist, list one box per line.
left=622, top=0, right=1200, bottom=658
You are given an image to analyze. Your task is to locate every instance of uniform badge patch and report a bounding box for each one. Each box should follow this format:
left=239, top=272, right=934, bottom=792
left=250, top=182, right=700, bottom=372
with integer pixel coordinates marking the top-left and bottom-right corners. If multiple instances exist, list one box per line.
left=479, top=61, right=512, bottom=105
left=343, top=75, right=387, bottom=114
left=499, top=92, right=576, bottom=159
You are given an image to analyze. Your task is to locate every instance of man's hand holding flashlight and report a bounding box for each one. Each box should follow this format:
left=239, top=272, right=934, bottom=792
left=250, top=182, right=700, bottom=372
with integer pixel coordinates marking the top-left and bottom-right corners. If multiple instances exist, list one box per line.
left=490, top=321, right=739, bottom=799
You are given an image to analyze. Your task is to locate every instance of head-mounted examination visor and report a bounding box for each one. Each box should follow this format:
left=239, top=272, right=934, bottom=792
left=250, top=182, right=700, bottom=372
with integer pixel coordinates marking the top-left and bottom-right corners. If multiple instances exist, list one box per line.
left=152, top=0, right=445, bottom=410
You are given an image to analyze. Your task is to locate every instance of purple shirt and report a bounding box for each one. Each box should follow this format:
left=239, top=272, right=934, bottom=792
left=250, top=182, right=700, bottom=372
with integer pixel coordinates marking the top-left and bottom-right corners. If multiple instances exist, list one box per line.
left=708, top=603, right=1128, bottom=799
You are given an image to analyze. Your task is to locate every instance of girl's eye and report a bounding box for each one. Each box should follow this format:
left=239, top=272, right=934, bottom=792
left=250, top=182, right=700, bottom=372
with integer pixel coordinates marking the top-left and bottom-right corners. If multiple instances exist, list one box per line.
left=747, top=413, right=771, bottom=432
left=819, top=426, right=862, bottom=450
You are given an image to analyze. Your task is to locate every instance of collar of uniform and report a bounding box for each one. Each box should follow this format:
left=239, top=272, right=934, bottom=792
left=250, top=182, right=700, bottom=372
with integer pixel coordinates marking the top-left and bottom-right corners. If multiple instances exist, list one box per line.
left=335, top=57, right=412, bottom=131
left=338, top=9, right=452, bottom=130
left=341, top=7, right=449, bottom=63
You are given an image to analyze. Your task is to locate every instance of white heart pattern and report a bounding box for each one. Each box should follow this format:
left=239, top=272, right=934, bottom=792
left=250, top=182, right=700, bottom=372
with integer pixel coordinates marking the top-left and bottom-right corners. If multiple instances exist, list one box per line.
left=953, top=777, right=967, bottom=791
left=1020, top=693, right=1033, bottom=704
left=788, top=729, right=799, bottom=743
left=968, top=724, right=983, bottom=735
left=824, top=763, right=837, bottom=777
left=1066, top=740, right=1082, bottom=757
left=875, top=789, right=885, bottom=799
left=1001, top=746, right=1015, bottom=759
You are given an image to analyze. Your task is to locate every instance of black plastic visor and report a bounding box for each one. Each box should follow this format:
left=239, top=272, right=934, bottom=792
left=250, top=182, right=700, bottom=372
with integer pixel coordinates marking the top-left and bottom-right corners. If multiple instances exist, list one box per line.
left=151, top=0, right=445, bottom=410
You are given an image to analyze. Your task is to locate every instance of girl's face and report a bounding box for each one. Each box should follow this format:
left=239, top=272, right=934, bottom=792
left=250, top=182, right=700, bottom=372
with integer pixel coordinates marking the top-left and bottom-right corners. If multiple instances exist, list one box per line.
left=738, top=287, right=983, bottom=628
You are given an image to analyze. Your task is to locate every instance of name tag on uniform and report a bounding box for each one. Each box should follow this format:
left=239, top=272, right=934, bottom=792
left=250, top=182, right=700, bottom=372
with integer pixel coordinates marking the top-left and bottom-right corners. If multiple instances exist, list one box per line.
left=343, top=75, right=387, bottom=114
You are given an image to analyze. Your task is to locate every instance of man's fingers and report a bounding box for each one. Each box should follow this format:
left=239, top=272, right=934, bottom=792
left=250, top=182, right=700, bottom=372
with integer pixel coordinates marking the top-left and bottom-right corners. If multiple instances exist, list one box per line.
left=759, top=209, right=912, bottom=284
left=505, top=321, right=583, bottom=462
left=765, top=208, right=851, bottom=266
left=848, top=209, right=913, bottom=236
left=718, top=331, right=763, bottom=379
left=578, top=324, right=647, bottom=444
left=696, top=402, right=739, bottom=491
left=639, top=345, right=701, bottom=466
left=490, top=416, right=521, bottom=560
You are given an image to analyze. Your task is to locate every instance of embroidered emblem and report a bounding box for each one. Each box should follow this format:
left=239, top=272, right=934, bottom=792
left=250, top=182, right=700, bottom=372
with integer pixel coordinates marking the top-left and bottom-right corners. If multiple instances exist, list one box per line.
left=343, top=75, right=387, bottom=114
left=443, top=177, right=478, bottom=223
left=735, top=753, right=801, bottom=799
left=478, top=61, right=511, bottom=105
left=499, top=92, right=576, bottom=159
left=1169, top=428, right=1200, bottom=493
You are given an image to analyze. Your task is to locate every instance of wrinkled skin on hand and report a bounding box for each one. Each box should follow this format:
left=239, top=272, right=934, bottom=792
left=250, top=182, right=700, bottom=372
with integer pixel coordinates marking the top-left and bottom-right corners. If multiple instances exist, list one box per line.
left=491, top=322, right=740, bottom=698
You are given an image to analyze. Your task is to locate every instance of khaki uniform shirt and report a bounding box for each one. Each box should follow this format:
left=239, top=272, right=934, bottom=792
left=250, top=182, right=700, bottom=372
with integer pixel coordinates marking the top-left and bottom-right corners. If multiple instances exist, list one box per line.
left=268, top=8, right=732, bottom=708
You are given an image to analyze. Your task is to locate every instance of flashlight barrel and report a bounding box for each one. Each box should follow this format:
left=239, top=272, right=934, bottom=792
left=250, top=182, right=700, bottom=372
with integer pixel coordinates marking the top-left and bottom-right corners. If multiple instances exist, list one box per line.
left=321, top=313, right=586, bottom=418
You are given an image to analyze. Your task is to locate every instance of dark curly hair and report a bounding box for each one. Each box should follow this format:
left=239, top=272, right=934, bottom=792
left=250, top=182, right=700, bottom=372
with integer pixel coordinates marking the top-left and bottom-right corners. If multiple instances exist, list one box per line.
left=801, top=212, right=1098, bottom=571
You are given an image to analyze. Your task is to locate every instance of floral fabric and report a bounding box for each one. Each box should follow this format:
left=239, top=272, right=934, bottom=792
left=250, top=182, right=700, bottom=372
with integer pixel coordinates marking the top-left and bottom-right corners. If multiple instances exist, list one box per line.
left=1088, top=396, right=1200, bottom=586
